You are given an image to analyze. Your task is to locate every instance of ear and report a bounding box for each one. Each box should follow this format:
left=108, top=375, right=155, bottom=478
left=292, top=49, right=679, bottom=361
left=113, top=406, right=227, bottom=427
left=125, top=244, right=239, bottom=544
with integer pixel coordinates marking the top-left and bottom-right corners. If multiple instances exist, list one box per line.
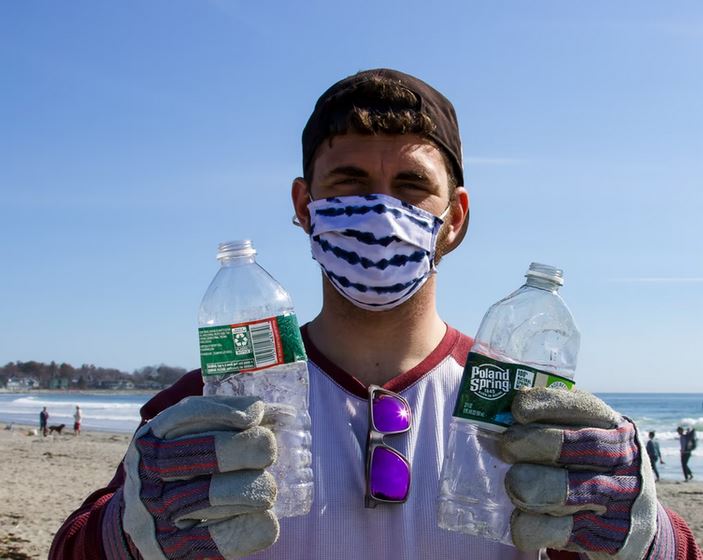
left=444, top=186, right=470, bottom=253
left=291, top=177, right=312, bottom=233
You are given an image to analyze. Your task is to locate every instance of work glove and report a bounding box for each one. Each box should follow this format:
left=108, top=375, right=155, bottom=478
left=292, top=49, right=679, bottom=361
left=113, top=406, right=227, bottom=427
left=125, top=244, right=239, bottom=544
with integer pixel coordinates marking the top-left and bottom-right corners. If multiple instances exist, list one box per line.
left=101, top=396, right=279, bottom=560
left=500, top=388, right=664, bottom=560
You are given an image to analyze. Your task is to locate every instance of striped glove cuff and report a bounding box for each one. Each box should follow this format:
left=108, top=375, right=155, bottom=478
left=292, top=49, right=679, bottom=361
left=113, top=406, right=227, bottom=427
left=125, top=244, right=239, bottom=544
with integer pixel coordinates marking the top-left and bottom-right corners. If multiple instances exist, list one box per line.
left=645, top=503, right=676, bottom=560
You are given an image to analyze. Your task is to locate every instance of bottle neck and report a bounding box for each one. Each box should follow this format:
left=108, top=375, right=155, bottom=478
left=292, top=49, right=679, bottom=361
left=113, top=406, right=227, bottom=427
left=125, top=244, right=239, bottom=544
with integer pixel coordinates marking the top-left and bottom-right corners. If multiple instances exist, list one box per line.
left=525, top=276, right=561, bottom=292
left=218, top=255, right=257, bottom=267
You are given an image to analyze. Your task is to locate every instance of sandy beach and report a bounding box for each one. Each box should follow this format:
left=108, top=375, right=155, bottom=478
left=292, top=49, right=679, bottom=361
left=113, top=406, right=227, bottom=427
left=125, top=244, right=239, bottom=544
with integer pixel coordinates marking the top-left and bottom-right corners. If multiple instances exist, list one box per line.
left=0, top=426, right=701, bottom=559
left=0, top=426, right=130, bottom=559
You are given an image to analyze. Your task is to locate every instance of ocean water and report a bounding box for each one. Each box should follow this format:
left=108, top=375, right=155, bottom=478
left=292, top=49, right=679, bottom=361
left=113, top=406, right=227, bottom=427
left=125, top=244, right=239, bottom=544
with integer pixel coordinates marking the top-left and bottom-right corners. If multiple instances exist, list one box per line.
left=0, top=392, right=152, bottom=434
left=597, top=393, right=703, bottom=481
left=0, top=391, right=700, bottom=481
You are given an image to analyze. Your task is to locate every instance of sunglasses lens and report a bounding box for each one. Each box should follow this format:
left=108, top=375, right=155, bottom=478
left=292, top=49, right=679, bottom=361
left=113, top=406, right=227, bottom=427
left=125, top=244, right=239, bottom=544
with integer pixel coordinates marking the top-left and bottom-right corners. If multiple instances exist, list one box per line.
left=372, top=393, right=411, bottom=432
left=369, top=447, right=410, bottom=501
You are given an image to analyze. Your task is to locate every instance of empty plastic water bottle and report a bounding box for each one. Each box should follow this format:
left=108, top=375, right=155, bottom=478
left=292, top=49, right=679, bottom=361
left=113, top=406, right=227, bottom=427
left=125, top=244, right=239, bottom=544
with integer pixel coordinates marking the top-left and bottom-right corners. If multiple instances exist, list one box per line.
left=198, top=240, right=313, bottom=518
left=437, top=262, right=580, bottom=544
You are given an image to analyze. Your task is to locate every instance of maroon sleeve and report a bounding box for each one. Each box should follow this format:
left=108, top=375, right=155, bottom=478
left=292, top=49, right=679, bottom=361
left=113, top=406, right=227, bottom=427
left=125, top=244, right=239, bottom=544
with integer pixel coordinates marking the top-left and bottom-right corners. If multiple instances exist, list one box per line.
left=48, top=467, right=126, bottom=560
left=48, top=370, right=204, bottom=560
left=668, top=508, right=703, bottom=560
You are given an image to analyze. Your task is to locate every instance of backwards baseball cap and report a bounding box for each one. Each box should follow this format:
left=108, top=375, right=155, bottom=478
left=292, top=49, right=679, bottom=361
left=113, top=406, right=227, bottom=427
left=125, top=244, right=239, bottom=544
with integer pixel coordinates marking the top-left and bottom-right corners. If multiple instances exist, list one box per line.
left=302, top=68, right=464, bottom=188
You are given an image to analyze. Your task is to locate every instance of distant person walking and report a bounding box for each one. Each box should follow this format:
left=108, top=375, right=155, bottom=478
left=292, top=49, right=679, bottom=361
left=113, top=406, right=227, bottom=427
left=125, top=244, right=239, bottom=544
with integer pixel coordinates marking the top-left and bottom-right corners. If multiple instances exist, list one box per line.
left=645, top=431, right=664, bottom=481
left=73, top=405, right=82, bottom=436
left=677, top=426, right=697, bottom=481
left=39, top=406, right=49, bottom=437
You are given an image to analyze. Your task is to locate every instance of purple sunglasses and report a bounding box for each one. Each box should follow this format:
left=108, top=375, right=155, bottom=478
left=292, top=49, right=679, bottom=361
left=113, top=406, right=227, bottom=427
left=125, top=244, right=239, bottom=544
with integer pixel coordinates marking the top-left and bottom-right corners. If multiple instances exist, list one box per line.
left=365, top=385, right=412, bottom=508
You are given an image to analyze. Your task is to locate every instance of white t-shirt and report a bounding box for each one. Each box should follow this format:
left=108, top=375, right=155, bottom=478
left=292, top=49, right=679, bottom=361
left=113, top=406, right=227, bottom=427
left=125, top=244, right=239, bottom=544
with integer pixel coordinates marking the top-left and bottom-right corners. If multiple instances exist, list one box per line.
left=246, top=325, right=537, bottom=560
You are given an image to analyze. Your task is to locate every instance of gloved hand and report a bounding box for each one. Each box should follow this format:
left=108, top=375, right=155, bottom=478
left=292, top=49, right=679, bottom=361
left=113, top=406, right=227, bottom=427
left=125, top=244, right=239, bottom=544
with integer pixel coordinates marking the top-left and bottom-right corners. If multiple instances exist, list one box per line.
left=500, top=388, right=658, bottom=560
left=101, top=395, right=279, bottom=560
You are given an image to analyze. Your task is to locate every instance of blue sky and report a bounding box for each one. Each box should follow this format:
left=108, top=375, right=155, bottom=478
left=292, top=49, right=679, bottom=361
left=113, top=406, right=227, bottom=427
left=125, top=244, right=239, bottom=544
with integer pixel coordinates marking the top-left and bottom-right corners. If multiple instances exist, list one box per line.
left=1, top=1, right=701, bottom=392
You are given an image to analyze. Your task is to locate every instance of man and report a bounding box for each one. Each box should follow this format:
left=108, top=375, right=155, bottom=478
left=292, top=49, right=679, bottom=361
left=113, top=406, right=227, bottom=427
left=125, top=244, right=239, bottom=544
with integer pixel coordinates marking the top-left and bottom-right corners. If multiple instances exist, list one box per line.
left=677, top=426, right=696, bottom=482
left=73, top=405, right=82, bottom=436
left=647, top=431, right=665, bottom=482
left=40, top=406, right=49, bottom=437
left=49, top=69, right=702, bottom=560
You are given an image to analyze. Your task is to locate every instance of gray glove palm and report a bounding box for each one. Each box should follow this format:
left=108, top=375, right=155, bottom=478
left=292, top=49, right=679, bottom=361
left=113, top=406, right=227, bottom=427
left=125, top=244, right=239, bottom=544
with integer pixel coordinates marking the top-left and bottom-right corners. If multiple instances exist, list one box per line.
left=119, top=395, right=279, bottom=559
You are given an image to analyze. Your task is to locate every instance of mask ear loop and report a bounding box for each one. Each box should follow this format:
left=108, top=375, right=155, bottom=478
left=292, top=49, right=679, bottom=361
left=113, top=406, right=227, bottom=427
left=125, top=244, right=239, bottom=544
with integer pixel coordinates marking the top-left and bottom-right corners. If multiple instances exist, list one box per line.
left=429, top=200, right=454, bottom=272
left=292, top=194, right=315, bottom=228
left=437, top=202, right=452, bottom=222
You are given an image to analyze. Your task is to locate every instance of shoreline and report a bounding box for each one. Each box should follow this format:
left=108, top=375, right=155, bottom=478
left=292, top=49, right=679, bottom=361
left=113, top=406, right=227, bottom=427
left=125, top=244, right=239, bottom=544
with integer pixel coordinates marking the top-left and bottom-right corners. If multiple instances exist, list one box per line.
left=0, top=388, right=159, bottom=395
left=1, top=424, right=701, bottom=558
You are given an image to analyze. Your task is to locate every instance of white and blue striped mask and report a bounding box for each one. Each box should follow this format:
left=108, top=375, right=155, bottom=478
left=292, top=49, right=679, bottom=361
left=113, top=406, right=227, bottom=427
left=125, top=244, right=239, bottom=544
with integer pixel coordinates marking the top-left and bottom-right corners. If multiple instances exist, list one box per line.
left=308, top=194, right=446, bottom=311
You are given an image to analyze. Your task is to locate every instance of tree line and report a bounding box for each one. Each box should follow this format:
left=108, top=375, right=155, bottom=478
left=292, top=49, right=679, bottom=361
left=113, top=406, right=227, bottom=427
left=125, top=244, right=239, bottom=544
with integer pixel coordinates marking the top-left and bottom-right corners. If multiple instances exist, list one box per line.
left=1, top=360, right=188, bottom=390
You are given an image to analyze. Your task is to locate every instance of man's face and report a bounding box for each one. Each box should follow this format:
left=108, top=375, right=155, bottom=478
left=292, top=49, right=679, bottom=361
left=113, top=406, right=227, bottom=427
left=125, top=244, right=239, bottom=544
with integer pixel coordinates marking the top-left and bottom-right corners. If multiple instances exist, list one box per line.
left=309, top=133, right=454, bottom=218
left=293, top=131, right=469, bottom=263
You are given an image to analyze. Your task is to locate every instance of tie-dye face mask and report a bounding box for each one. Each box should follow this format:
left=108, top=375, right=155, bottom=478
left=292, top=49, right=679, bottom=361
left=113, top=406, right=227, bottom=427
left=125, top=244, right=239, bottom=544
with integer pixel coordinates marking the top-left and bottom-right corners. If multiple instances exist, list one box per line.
left=307, top=194, right=446, bottom=311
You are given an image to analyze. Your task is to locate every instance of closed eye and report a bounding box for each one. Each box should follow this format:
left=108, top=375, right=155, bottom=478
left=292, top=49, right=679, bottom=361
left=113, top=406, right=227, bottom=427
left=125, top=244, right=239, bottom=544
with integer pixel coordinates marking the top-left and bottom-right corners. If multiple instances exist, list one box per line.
left=333, top=176, right=365, bottom=186
left=394, top=172, right=434, bottom=193
left=397, top=182, right=429, bottom=191
left=320, top=166, right=370, bottom=190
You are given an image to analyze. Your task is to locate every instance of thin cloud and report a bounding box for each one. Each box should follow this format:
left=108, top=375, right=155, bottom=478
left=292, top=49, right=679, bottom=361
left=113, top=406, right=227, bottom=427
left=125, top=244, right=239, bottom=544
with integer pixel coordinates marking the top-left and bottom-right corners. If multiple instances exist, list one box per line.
left=609, top=277, right=703, bottom=284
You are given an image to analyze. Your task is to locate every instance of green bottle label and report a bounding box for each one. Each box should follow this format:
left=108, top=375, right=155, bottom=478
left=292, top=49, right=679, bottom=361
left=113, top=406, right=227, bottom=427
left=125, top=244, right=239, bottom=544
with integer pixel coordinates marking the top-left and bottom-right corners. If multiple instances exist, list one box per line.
left=453, top=352, right=575, bottom=432
left=199, top=313, right=306, bottom=377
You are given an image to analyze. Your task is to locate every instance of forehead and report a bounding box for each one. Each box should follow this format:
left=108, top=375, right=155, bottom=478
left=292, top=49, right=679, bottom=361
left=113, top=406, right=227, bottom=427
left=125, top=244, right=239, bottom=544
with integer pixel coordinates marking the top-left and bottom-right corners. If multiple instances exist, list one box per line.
left=311, top=133, right=450, bottom=181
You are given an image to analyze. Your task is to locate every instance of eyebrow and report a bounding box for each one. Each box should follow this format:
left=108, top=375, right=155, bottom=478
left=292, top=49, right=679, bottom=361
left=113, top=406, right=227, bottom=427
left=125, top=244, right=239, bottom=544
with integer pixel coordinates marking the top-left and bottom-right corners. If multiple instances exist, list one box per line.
left=324, top=166, right=369, bottom=179
left=323, top=166, right=430, bottom=183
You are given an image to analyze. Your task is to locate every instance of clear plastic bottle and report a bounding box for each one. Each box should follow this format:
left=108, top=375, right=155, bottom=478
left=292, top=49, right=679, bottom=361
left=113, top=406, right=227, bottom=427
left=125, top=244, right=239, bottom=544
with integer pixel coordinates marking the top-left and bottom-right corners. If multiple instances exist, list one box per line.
left=437, top=262, right=580, bottom=544
left=198, top=240, right=313, bottom=518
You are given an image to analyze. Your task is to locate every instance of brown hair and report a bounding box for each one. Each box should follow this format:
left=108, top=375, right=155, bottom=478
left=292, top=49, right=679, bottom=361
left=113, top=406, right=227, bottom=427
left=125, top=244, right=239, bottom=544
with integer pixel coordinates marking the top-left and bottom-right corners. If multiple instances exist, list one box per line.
left=302, top=70, right=461, bottom=190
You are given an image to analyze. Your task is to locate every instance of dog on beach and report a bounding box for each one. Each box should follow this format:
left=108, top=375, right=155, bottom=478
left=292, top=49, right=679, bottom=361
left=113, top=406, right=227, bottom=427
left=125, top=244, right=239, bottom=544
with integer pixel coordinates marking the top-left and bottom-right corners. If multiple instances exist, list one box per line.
left=48, top=424, right=66, bottom=435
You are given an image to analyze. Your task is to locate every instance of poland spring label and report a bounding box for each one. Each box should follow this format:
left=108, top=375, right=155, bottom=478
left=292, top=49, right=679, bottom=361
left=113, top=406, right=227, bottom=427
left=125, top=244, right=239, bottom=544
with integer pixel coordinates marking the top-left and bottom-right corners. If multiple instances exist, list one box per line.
left=453, top=352, right=575, bottom=432
left=199, top=313, right=306, bottom=376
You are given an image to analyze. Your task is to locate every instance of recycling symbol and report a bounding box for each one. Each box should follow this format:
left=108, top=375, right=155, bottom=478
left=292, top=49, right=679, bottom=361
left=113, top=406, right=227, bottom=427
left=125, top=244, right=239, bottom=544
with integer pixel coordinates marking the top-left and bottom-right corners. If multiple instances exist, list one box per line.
left=233, top=332, right=249, bottom=348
